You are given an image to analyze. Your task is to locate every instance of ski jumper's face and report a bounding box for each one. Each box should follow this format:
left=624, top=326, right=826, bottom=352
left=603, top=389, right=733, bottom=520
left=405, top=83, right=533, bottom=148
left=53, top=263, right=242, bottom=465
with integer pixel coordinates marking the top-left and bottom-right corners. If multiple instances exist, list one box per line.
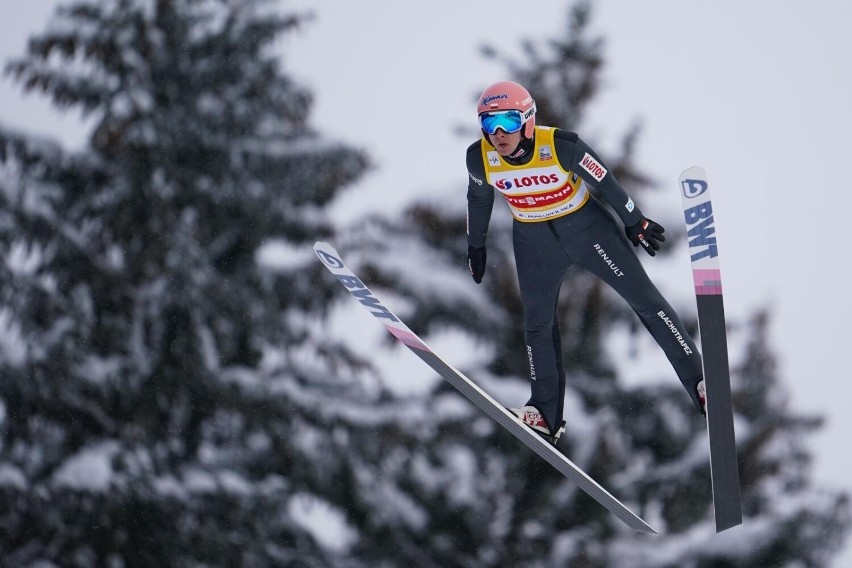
left=488, top=129, right=523, bottom=157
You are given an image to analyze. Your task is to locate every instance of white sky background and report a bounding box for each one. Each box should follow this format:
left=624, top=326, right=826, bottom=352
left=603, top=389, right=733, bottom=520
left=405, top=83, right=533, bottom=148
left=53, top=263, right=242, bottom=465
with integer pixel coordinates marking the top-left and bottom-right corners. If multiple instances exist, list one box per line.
left=2, top=0, right=851, bottom=562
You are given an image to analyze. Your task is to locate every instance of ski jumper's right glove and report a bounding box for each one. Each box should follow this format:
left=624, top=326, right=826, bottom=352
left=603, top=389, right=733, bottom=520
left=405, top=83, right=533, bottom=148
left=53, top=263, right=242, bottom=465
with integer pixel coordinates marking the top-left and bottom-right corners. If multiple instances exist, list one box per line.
left=467, top=245, right=486, bottom=284
left=625, top=217, right=665, bottom=256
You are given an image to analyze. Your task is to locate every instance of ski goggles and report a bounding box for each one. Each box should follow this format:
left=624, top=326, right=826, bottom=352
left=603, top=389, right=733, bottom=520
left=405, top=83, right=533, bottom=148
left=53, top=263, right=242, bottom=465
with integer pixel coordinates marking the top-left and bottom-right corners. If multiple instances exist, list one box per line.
left=479, top=105, right=535, bottom=135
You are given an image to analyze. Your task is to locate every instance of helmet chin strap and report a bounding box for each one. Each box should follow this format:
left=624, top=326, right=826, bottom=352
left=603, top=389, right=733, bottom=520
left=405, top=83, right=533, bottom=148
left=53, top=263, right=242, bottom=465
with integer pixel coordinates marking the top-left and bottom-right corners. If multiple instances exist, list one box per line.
left=482, top=130, right=536, bottom=164
left=504, top=133, right=535, bottom=165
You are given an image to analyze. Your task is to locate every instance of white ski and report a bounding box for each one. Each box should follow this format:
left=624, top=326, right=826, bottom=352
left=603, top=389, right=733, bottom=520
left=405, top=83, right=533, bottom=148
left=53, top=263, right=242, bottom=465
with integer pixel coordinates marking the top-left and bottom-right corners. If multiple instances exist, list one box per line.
left=314, top=240, right=657, bottom=534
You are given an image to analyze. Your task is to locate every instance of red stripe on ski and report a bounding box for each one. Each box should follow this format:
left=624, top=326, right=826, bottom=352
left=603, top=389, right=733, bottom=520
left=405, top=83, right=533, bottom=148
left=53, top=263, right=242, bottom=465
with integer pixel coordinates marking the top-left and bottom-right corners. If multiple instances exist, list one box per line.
left=693, top=268, right=723, bottom=295
left=384, top=324, right=430, bottom=351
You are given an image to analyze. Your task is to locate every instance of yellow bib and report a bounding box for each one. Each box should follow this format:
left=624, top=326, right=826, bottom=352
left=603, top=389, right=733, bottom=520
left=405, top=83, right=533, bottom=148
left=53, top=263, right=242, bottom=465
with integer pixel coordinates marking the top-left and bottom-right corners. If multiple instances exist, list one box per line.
left=481, top=126, right=590, bottom=222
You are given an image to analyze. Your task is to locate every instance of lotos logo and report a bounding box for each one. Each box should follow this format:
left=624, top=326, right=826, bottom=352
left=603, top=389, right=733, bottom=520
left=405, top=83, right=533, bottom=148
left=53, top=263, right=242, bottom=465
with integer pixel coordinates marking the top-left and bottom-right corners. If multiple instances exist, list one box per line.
left=579, top=152, right=607, bottom=182
left=681, top=178, right=708, bottom=199
left=495, top=173, right=559, bottom=191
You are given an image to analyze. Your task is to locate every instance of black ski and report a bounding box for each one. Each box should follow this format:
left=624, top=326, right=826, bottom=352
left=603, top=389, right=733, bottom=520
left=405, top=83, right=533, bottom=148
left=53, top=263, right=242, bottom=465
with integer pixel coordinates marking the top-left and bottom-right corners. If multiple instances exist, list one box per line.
left=314, top=240, right=657, bottom=534
left=679, top=166, right=742, bottom=532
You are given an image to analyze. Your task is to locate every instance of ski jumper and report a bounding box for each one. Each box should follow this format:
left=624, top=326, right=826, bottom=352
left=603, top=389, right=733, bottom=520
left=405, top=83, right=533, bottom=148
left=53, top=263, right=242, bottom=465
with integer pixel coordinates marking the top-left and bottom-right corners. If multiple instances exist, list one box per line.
left=466, top=126, right=704, bottom=433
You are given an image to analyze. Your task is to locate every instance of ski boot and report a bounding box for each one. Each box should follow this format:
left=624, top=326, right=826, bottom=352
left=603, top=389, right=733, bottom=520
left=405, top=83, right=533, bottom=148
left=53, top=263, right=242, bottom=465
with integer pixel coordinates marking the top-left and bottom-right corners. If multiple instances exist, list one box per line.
left=682, top=375, right=707, bottom=416
left=510, top=405, right=566, bottom=446
left=696, top=379, right=707, bottom=416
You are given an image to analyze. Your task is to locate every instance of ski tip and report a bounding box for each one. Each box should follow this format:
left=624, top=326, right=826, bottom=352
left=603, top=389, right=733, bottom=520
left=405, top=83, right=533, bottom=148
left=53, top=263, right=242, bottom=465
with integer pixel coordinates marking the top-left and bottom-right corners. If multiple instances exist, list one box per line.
left=679, top=165, right=707, bottom=180
left=313, top=241, right=346, bottom=271
left=313, top=240, right=339, bottom=257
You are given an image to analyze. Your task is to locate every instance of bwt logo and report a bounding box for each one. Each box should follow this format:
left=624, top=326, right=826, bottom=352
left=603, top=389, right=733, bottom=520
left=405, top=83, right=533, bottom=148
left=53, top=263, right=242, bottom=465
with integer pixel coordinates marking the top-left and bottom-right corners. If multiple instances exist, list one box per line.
left=314, top=248, right=399, bottom=322
left=682, top=178, right=708, bottom=199
left=684, top=201, right=717, bottom=261
left=316, top=249, right=344, bottom=269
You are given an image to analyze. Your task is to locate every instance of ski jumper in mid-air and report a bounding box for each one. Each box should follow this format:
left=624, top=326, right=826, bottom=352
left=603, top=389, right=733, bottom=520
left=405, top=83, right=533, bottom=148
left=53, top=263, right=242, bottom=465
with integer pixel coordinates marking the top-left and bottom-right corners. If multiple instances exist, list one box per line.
left=465, top=80, right=706, bottom=444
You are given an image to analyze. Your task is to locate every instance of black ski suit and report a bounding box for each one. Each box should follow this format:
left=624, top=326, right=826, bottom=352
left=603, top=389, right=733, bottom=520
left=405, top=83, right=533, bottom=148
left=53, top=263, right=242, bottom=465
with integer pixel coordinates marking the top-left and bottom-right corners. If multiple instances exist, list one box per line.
left=466, top=126, right=704, bottom=433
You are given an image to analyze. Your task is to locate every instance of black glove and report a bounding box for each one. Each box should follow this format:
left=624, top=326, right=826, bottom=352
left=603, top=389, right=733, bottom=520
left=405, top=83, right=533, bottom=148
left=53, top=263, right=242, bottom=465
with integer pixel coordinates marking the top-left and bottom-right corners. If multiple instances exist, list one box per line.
left=467, top=245, right=486, bottom=284
left=625, top=217, right=665, bottom=256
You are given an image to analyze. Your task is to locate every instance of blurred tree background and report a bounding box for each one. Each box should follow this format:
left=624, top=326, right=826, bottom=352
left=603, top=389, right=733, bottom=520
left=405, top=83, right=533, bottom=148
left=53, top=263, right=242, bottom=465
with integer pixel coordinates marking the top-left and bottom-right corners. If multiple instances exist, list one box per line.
left=0, top=1, right=847, bottom=567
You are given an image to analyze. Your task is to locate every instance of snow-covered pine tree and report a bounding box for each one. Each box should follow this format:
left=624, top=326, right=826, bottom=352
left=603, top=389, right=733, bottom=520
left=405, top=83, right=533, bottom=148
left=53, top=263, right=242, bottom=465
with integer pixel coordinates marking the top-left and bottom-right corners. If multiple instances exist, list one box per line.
left=0, top=1, right=405, bottom=566
left=336, top=1, right=850, bottom=566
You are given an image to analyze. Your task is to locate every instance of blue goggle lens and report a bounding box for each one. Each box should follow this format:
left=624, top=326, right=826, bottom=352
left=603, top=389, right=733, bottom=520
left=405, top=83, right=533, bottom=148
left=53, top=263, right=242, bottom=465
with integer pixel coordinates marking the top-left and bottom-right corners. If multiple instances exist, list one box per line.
left=479, top=110, right=524, bottom=135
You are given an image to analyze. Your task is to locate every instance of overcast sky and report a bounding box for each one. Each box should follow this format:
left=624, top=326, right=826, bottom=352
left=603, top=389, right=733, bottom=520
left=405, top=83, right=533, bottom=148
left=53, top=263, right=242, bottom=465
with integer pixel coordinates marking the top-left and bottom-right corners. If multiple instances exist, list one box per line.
left=2, top=1, right=851, bottom=563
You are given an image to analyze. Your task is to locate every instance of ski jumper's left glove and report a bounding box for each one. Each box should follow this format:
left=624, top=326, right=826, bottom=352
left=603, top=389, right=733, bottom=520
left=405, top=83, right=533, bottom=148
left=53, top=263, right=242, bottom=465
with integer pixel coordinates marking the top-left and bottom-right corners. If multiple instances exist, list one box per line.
left=467, top=245, right=486, bottom=284
left=625, top=217, right=666, bottom=256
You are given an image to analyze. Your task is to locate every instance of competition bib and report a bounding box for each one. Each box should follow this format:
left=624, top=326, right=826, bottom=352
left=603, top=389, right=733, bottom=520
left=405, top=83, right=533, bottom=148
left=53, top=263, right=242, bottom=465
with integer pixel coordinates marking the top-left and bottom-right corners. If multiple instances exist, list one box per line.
left=482, top=126, right=589, bottom=222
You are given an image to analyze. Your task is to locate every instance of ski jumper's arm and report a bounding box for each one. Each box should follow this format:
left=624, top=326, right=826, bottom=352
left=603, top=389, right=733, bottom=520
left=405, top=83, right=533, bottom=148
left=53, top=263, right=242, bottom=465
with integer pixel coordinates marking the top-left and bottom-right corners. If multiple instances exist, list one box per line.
left=552, top=129, right=643, bottom=228
left=465, top=140, right=494, bottom=248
